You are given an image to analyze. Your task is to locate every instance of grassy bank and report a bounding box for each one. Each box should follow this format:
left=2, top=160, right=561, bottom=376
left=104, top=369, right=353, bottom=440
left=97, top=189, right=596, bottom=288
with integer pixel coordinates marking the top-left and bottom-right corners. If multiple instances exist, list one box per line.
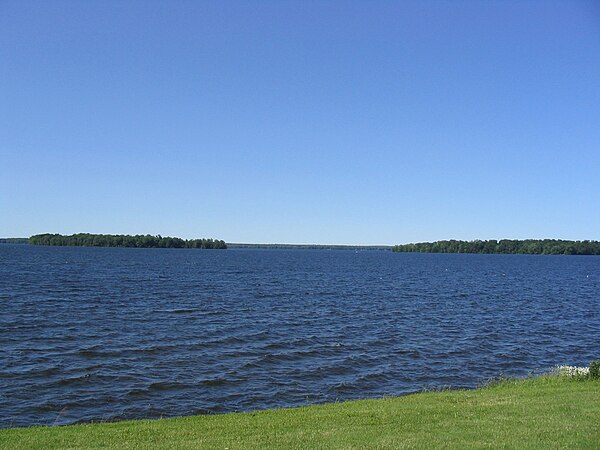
left=1, top=376, right=599, bottom=449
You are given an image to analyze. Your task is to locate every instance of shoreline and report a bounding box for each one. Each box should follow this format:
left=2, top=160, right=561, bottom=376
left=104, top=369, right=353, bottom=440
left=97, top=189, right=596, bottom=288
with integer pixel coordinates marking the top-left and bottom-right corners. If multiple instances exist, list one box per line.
left=2, top=375, right=598, bottom=448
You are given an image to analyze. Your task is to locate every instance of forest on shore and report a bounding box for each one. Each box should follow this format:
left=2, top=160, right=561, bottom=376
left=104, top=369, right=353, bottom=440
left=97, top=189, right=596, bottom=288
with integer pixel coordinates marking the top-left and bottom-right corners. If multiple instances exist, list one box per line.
left=29, top=233, right=227, bottom=249
left=0, top=238, right=28, bottom=244
left=392, top=239, right=600, bottom=255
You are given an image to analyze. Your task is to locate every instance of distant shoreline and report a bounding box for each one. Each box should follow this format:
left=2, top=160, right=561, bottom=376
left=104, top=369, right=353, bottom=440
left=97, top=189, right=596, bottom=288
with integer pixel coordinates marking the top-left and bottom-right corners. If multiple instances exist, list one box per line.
left=3, top=237, right=600, bottom=255
left=227, top=243, right=393, bottom=250
left=0, top=239, right=392, bottom=250
left=27, top=233, right=227, bottom=249
left=0, top=238, right=28, bottom=244
left=393, top=239, right=600, bottom=255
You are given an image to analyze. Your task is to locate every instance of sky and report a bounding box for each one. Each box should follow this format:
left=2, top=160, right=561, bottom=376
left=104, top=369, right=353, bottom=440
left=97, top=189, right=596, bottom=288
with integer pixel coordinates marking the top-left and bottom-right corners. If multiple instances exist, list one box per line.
left=1, top=1, right=600, bottom=245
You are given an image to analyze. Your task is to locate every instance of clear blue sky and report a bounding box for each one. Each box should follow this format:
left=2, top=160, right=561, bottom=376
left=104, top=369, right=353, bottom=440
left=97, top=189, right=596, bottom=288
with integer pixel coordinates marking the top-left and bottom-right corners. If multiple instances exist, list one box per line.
left=2, top=1, right=599, bottom=245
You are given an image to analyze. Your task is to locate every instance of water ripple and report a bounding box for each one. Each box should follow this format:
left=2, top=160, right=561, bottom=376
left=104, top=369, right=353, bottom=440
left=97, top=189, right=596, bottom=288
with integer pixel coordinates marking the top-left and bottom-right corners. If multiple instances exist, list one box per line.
left=1, top=245, right=599, bottom=428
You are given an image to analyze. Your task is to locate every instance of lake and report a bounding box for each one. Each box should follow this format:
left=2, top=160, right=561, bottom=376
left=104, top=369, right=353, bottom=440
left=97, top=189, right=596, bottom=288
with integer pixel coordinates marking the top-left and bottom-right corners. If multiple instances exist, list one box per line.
left=1, top=244, right=598, bottom=428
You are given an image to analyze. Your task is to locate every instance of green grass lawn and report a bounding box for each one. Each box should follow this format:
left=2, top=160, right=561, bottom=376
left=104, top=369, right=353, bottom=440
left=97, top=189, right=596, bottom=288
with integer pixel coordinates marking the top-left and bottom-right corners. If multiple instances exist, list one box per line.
left=1, top=376, right=599, bottom=449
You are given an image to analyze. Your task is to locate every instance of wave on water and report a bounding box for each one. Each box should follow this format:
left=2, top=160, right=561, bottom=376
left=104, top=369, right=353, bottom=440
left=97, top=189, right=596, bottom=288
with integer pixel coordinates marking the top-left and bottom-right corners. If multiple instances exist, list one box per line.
left=1, top=246, right=599, bottom=428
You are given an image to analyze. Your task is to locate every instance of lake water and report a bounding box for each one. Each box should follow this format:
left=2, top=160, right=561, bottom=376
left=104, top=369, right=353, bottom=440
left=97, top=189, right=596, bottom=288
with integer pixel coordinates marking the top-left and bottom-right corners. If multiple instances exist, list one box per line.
left=1, top=244, right=598, bottom=428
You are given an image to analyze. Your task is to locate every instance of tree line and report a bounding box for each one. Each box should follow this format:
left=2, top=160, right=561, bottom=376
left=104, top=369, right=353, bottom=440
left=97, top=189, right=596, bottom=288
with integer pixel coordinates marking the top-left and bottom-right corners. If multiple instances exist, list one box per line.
left=228, top=243, right=392, bottom=250
left=29, top=233, right=227, bottom=249
left=392, top=239, right=600, bottom=255
left=0, top=238, right=28, bottom=244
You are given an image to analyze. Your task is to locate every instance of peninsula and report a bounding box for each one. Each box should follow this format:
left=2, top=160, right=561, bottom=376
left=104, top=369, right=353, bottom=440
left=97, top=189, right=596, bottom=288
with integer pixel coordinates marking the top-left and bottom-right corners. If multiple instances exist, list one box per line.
left=392, top=239, right=600, bottom=255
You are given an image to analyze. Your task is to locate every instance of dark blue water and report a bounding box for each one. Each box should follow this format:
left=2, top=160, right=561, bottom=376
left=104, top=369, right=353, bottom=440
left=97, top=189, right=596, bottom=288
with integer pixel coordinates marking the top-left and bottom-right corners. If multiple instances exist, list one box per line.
left=1, top=245, right=599, bottom=428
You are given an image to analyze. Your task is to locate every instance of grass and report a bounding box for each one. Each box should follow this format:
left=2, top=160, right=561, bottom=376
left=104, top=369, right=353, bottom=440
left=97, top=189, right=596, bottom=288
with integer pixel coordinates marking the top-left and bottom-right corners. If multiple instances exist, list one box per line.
left=1, top=376, right=599, bottom=449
